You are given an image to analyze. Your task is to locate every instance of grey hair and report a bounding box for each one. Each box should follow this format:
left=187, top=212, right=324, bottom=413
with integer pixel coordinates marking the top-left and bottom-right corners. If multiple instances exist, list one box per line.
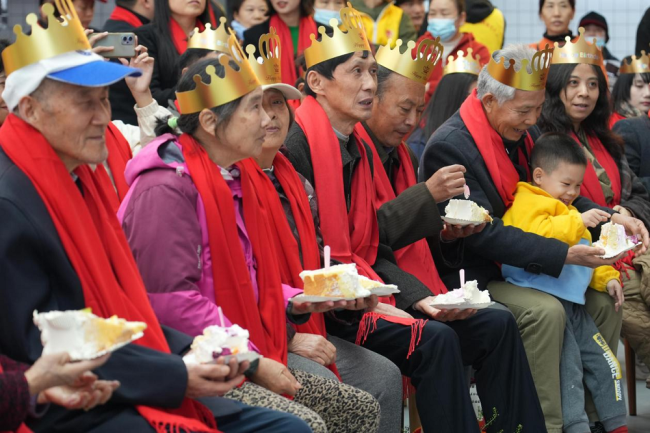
left=477, top=44, right=537, bottom=105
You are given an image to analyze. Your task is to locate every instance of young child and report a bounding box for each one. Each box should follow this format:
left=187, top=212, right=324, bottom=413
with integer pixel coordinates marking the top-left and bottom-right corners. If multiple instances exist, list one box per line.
left=501, top=132, right=627, bottom=433
left=230, top=0, right=269, bottom=40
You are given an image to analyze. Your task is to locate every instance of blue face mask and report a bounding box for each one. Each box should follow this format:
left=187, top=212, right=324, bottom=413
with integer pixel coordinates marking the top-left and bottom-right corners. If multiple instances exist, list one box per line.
left=592, top=36, right=606, bottom=48
left=314, top=8, right=342, bottom=26
left=426, top=18, right=457, bottom=42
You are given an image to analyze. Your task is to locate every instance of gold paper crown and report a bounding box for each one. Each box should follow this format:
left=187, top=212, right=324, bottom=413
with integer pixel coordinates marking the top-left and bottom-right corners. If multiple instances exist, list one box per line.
left=487, top=45, right=553, bottom=91
left=187, top=17, right=231, bottom=53
left=2, top=0, right=90, bottom=76
left=245, top=27, right=281, bottom=85
left=375, top=37, right=443, bottom=85
left=176, top=31, right=260, bottom=114
left=620, top=51, right=650, bottom=74
left=551, top=27, right=603, bottom=66
left=304, top=2, right=371, bottom=69
left=444, top=48, right=481, bottom=76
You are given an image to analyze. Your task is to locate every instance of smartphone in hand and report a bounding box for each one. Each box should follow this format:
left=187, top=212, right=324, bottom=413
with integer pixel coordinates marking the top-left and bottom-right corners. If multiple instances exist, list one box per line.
left=94, top=33, right=136, bottom=58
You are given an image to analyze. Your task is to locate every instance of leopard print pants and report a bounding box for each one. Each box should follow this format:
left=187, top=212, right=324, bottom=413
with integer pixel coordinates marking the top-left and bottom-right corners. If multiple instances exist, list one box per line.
left=225, top=369, right=381, bottom=433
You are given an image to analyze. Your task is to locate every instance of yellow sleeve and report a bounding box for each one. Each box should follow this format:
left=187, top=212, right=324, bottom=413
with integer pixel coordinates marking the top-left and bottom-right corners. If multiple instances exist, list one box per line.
left=589, top=266, right=620, bottom=292
left=503, top=185, right=586, bottom=245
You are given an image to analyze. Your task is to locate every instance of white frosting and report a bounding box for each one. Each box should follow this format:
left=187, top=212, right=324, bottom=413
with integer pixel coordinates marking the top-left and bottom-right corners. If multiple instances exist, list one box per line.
left=594, top=222, right=637, bottom=255
left=33, top=310, right=145, bottom=360
left=191, top=324, right=250, bottom=364
left=445, top=199, right=489, bottom=221
left=433, top=280, right=491, bottom=305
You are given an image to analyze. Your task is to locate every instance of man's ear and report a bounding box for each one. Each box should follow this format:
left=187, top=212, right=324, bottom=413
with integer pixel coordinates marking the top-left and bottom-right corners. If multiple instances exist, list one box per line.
left=306, top=70, right=326, bottom=97
left=198, top=108, right=218, bottom=136
left=481, top=93, right=497, bottom=113
left=17, top=96, right=40, bottom=125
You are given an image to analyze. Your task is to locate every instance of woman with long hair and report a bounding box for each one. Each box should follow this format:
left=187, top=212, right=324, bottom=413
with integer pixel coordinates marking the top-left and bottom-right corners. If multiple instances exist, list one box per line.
left=118, top=53, right=380, bottom=433
left=610, top=66, right=650, bottom=126
left=539, top=39, right=650, bottom=396
left=417, top=0, right=489, bottom=101
left=531, top=0, right=575, bottom=50
left=110, top=0, right=222, bottom=124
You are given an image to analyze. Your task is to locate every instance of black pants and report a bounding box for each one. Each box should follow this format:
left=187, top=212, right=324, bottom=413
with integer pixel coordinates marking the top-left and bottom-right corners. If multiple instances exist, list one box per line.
left=327, top=308, right=547, bottom=433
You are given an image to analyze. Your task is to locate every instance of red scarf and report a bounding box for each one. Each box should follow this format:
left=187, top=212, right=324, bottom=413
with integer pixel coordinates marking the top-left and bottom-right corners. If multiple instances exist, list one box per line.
left=108, top=6, right=144, bottom=28
left=295, top=97, right=428, bottom=358
left=105, top=123, right=132, bottom=203
left=169, top=15, right=212, bottom=55
left=609, top=111, right=626, bottom=129
left=460, top=89, right=534, bottom=208
left=571, top=132, right=621, bottom=207
left=240, top=156, right=341, bottom=378
left=179, top=134, right=288, bottom=365
left=0, top=115, right=219, bottom=433
left=269, top=15, right=317, bottom=86
left=355, top=124, right=447, bottom=295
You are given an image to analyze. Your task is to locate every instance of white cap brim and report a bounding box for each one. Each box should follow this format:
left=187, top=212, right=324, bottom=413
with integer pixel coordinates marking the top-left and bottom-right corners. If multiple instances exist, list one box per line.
left=3, top=51, right=140, bottom=112
left=262, top=83, right=302, bottom=100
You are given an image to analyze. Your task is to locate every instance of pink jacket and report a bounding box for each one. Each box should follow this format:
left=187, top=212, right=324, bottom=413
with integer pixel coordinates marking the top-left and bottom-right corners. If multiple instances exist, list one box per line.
left=118, top=135, right=302, bottom=343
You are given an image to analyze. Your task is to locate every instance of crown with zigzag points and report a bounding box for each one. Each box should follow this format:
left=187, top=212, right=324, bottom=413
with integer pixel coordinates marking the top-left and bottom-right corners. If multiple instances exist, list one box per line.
left=245, top=27, right=282, bottom=86
left=487, top=44, right=553, bottom=91
left=2, top=0, right=90, bottom=76
left=551, top=27, right=604, bottom=66
left=176, top=31, right=260, bottom=114
left=444, top=48, right=481, bottom=76
left=620, top=50, right=650, bottom=74
left=304, top=2, right=371, bottom=69
left=375, top=37, right=443, bottom=85
left=187, top=17, right=231, bottom=53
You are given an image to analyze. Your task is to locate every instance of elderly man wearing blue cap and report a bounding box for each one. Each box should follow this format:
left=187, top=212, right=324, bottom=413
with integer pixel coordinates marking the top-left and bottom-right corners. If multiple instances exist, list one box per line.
left=0, top=1, right=311, bottom=432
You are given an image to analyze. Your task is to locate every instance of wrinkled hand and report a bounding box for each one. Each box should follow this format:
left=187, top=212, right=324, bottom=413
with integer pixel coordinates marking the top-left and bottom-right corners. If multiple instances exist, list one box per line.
left=85, top=30, right=114, bottom=56
left=612, top=205, right=632, bottom=217
left=606, top=279, right=624, bottom=312
left=25, top=353, right=111, bottom=396
left=119, top=45, right=154, bottom=101
left=611, top=213, right=649, bottom=254
left=440, top=222, right=487, bottom=241
left=414, top=296, right=476, bottom=321
left=288, top=333, right=336, bottom=366
left=39, top=378, right=119, bottom=411
left=250, top=358, right=301, bottom=397
left=565, top=244, right=625, bottom=267
left=581, top=209, right=611, bottom=228
left=372, top=302, right=413, bottom=319
left=425, top=165, right=467, bottom=203
left=185, top=357, right=245, bottom=399
left=344, top=294, right=378, bottom=312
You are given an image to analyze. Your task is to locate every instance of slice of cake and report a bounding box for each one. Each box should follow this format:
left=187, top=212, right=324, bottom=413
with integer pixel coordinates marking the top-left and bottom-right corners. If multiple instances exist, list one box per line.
left=299, top=264, right=371, bottom=298
left=358, top=275, right=398, bottom=293
left=432, top=280, right=491, bottom=305
left=191, top=324, right=250, bottom=364
left=34, top=309, right=147, bottom=360
left=594, top=222, right=638, bottom=255
left=445, top=199, right=493, bottom=223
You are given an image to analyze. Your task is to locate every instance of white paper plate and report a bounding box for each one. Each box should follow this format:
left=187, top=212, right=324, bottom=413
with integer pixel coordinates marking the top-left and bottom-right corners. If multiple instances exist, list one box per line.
left=596, top=242, right=642, bottom=259
left=71, top=332, right=145, bottom=361
left=183, top=351, right=260, bottom=366
left=442, top=216, right=487, bottom=226
left=292, top=285, right=400, bottom=303
left=429, top=301, right=494, bottom=310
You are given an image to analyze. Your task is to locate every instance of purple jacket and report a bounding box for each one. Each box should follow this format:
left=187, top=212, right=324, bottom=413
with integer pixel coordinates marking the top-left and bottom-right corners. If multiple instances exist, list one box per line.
left=118, top=135, right=302, bottom=343
left=0, top=355, right=29, bottom=431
